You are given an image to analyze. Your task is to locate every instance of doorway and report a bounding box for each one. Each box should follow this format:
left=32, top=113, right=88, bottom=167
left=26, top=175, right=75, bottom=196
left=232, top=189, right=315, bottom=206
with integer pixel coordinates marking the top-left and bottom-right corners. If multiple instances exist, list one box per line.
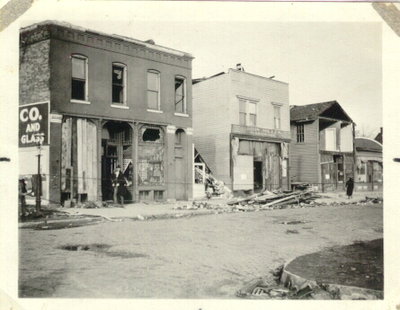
left=101, top=122, right=133, bottom=201
left=254, top=160, right=263, bottom=192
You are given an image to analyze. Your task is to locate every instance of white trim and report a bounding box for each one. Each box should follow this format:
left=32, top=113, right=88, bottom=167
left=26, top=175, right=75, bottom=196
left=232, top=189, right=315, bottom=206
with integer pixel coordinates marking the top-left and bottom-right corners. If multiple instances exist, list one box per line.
left=147, top=70, right=161, bottom=110
left=271, top=102, right=284, bottom=106
left=167, top=125, right=177, bottom=134
left=71, top=99, right=91, bottom=105
left=71, top=54, right=89, bottom=102
left=186, top=127, right=193, bottom=135
left=236, top=95, right=260, bottom=103
left=50, top=113, right=63, bottom=123
left=147, top=109, right=163, bottom=113
left=174, top=112, right=189, bottom=117
left=111, top=104, right=129, bottom=109
left=175, top=75, right=187, bottom=114
left=112, top=62, right=127, bottom=106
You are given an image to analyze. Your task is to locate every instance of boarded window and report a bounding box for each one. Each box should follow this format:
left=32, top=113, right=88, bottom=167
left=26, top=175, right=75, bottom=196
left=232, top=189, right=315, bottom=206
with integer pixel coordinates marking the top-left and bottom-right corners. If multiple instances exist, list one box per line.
left=112, top=64, right=125, bottom=104
left=175, top=76, right=186, bottom=113
left=147, top=70, right=160, bottom=110
left=296, top=124, right=304, bottom=143
left=71, top=56, right=87, bottom=100
left=325, top=128, right=337, bottom=151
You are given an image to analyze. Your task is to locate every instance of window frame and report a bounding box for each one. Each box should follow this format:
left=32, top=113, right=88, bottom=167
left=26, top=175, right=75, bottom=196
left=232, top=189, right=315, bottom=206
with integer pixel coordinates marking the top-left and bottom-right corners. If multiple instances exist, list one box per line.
left=296, top=124, right=305, bottom=143
left=111, top=62, right=127, bottom=106
left=174, top=76, right=187, bottom=114
left=71, top=54, right=89, bottom=103
left=273, top=105, right=281, bottom=129
left=238, top=97, right=258, bottom=127
left=147, top=69, right=161, bottom=111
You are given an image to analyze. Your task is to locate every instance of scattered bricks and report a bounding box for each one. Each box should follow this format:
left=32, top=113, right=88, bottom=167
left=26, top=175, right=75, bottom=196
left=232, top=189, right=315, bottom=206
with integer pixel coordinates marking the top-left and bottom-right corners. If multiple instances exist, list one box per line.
left=286, top=229, right=299, bottom=234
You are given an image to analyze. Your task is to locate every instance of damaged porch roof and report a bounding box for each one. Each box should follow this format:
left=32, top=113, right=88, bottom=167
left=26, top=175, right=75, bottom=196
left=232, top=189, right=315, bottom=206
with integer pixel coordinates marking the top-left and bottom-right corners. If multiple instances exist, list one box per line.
left=290, top=101, right=354, bottom=123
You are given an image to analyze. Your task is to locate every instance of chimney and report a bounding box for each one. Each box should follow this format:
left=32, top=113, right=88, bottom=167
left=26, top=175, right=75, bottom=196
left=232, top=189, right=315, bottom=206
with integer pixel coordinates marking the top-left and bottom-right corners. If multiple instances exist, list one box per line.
left=236, top=63, right=244, bottom=71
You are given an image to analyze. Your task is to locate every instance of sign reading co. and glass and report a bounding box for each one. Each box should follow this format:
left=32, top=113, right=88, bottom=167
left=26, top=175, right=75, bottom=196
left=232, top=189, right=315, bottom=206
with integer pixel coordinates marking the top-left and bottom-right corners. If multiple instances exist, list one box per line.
left=19, top=102, right=49, bottom=147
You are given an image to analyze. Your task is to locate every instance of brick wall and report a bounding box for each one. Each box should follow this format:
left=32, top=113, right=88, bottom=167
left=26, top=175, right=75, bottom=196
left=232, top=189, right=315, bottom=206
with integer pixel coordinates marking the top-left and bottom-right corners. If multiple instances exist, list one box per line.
left=19, top=39, right=50, bottom=105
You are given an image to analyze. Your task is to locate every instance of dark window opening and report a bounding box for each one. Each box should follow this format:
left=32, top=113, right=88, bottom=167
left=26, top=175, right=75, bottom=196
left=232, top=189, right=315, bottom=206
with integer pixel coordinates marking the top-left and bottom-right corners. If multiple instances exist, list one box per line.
left=175, top=77, right=186, bottom=113
left=175, top=129, right=184, bottom=145
left=154, top=190, right=164, bottom=201
left=112, top=65, right=125, bottom=104
left=71, top=56, right=86, bottom=100
left=72, top=79, right=85, bottom=100
left=142, top=128, right=161, bottom=142
left=296, top=124, right=304, bottom=143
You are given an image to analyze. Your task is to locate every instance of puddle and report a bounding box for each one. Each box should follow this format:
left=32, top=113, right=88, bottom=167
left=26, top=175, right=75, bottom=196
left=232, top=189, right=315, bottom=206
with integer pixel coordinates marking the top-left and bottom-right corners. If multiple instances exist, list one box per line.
left=59, top=243, right=148, bottom=259
left=281, top=220, right=308, bottom=225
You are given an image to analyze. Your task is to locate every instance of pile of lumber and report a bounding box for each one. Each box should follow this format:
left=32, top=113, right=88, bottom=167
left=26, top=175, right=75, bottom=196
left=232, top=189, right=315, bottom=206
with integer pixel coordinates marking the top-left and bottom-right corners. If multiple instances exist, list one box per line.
left=227, top=188, right=318, bottom=210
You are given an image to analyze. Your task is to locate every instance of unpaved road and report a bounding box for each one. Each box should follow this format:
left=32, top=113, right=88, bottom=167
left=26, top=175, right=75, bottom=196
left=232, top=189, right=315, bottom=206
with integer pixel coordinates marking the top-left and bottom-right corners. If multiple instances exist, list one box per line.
left=19, top=204, right=383, bottom=298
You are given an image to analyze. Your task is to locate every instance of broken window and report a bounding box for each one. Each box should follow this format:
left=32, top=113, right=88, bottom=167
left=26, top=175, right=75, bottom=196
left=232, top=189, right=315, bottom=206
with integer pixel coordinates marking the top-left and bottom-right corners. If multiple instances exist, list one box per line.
left=147, top=70, right=160, bottom=110
left=274, top=105, right=281, bottom=129
left=296, top=124, right=304, bottom=143
left=142, top=128, right=161, bottom=142
left=112, top=63, right=126, bottom=104
left=71, top=55, right=87, bottom=101
left=175, top=76, right=186, bottom=113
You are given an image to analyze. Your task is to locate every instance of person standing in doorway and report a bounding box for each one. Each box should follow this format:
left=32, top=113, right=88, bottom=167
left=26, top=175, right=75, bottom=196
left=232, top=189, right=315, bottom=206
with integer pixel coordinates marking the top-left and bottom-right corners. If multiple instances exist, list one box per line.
left=345, top=177, right=354, bottom=199
left=111, top=165, right=127, bottom=205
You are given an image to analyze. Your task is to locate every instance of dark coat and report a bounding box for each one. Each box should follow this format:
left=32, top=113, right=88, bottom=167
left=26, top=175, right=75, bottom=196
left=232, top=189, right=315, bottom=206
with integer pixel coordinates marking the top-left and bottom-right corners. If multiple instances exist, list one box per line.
left=346, top=178, right=354, bottom=196
left=111, top=171, right=127, bottom=196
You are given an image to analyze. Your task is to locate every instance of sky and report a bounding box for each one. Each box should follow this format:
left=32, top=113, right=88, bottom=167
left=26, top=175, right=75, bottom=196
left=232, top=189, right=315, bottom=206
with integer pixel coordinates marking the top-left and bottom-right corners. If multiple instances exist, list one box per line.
left=16, top=2, right=383, bottom=136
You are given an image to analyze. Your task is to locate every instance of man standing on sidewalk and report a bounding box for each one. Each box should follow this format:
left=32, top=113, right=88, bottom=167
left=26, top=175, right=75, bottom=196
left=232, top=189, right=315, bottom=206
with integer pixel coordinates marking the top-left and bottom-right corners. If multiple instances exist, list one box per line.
left=111, top=165, right=127, bottom=205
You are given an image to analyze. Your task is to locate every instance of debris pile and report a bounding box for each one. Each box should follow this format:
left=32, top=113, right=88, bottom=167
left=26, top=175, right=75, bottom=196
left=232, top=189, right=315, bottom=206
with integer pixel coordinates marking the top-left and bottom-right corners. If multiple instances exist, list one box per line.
left=195, top=167, right=232, bottom=198
left=226, top=188, right=319, bottom=211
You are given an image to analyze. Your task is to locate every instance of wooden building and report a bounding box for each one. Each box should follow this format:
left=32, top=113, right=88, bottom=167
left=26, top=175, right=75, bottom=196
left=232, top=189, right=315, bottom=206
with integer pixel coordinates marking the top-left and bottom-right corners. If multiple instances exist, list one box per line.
left=355, top=137, right=383, bottom=191
left=289, top=101, right=355, bottom=191
left=19, top=21, right=194, bottom=205
left=192, top=65, right=291, bottom=193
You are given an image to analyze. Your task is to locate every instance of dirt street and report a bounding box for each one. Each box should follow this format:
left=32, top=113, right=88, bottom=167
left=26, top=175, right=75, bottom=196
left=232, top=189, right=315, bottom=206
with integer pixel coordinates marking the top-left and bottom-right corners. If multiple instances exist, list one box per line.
left=19, top=203, right=383, bottom=298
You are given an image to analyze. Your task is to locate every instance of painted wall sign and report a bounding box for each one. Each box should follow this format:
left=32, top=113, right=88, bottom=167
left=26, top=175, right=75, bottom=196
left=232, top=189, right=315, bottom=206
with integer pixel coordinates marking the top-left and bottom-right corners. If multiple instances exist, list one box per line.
left=19, top=102, right=49, bottom=147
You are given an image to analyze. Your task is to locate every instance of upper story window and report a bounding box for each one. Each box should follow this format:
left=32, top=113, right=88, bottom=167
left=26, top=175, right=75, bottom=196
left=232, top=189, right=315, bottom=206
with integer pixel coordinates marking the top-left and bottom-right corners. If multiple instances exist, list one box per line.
left=296, top=124, right=304, bottom=143
left=274, top=106, right=281, bottom=129
left=112, top=63, right=126, bottom=105
left=71, top=55, right=88, bottom=101
left=175, top=76, right=187, bottom=114
left=239, top=99, right=257, bottom=127
left=147, top=70, right=160, bottom=110
left=325, top=128, right=337, bottom=151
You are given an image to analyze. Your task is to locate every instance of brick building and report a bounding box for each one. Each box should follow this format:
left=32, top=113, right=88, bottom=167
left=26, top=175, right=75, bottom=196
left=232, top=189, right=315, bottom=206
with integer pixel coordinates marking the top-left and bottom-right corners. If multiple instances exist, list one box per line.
left=289, top=101, right=355, bottom=191
left=192, top=65, right=291, bottom=193
left=19, top=21, right=194, bottom=205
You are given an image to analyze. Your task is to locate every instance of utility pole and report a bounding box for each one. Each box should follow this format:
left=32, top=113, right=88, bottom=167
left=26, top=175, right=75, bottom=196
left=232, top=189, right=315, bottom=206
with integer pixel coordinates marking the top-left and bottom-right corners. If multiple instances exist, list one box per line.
left=35, top=133, right=44, bottom=214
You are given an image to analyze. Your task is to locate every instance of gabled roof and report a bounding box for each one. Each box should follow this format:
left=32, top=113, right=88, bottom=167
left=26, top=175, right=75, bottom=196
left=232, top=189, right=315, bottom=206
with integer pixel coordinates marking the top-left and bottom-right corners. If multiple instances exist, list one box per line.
left=290, top=101, right=353, bottom=123
left=355, top=137, right=382, bottom=153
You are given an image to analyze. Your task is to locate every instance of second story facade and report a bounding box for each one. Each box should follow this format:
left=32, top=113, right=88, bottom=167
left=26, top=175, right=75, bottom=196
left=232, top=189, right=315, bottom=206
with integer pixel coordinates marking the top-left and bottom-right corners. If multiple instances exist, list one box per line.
left=289, top=101, right=355, bottom=191
left=20, top=21, right=193, bottom=127
left=193, top=66, right=291, bottom=192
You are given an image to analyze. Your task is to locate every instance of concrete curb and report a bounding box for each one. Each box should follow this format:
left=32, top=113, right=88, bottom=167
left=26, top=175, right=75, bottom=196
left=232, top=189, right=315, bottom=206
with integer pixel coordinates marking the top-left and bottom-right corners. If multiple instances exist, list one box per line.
left=280, top=257, right=383, bottom=300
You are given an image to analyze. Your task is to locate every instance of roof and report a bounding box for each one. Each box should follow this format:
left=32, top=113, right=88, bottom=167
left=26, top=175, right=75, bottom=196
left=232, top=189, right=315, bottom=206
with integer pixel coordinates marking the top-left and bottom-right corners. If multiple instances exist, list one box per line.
left=193, top=68, right=288, bottom=85
left=355, top=137, right=382, bottom=153
left=20, top=20, right=193, bottom=59
left=290, top=101, right=353, bottom=123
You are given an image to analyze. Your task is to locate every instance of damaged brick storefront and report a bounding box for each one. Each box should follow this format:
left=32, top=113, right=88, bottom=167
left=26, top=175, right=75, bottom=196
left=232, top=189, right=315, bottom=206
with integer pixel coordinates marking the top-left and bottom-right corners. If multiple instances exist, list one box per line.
left=19, top=21, right=194, bottom=205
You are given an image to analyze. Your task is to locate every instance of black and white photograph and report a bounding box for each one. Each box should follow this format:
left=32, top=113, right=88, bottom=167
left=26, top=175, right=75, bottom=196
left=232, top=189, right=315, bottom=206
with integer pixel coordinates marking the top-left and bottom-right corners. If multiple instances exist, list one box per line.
left=1, top=1, right=400, bottom=309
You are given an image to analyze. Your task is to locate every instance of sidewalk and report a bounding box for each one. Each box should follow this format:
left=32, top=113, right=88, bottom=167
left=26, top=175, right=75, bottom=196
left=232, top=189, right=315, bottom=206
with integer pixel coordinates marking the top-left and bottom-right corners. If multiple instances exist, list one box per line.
left=19, top=191, right=382, bottom=228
